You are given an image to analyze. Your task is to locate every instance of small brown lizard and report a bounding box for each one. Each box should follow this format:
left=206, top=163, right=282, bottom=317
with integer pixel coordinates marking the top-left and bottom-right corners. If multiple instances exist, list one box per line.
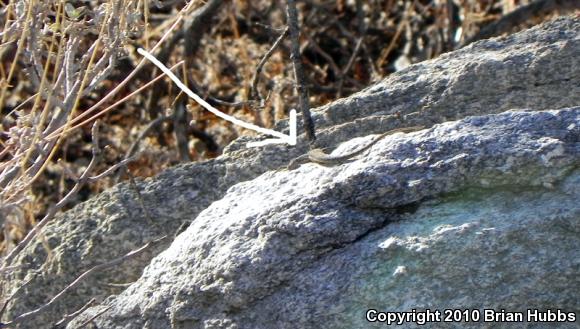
left=286, top=125, right=424, bottom=170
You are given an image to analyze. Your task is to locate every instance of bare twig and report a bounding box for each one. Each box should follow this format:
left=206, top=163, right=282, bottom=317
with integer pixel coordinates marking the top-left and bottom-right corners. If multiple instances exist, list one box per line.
left=286, top=0, right=316, bottom=143
left=342, top=38, right=364, bottom=78
left=377, top=1, right=414, bottom=68
left=76, top=304, right=112, bottom=328
left=0, top=277, right=32, bottom=322
left=174, top=100, right=191, bottom=162
left=146, top=0, right=226, bottom=120
left=0, top=265, right=22, bottom=274
left=89, top=156, right=137, bottom=181
left=184, top=77, right=258, bottom=109
left=114, top=115, right=171, bottom=183
left=56, top=61, right=185, bottom=140
left=2, top=236, right=167, bottom=326
left=43, top=1, right=199, bottom=141
left=201, top=94, right=258, bottom=108
left=251, top=26, right=289, bottom=101
left=355, top=0, right=366, bottom=35
left=2, top=120, right=122, bottom=266
left=182, top=0, right=226, bottom=63
left=332, top=17, right=378, bottom=80
left=306, top=35, right=341, bottom=79
left=337, top=37, right=364, bottom=97
left=339, top=0, right=366, bottom=91
left=51, top=298, right=96, bottom=329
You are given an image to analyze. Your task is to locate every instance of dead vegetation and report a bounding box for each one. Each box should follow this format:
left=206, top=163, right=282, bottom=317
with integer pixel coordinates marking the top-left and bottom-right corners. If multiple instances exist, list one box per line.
left=0, top=0, right=577, bottom=280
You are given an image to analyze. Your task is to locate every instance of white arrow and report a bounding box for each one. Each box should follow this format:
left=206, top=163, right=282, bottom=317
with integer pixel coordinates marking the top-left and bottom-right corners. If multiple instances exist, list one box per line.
left=137, top=48, right=296, bottom=147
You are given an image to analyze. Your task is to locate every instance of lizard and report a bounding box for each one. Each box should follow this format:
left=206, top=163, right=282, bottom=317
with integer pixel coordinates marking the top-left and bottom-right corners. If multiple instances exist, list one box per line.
left=286, top=125, right=424, bottom=170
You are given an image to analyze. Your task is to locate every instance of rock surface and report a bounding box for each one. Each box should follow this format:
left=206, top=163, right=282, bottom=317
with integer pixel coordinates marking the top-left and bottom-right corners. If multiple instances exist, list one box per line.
left=2, top=16, right=579, bottom=329
left=72, top=108, right=580, bottom=329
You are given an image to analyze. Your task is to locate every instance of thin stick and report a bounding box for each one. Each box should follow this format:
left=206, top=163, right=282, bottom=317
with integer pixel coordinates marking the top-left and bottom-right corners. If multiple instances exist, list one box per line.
left=337, top=37, right=363, bottom=97
left=77, top=305, right=112, bottom=328
left=1, top=120, right=133, bottom=266
left=286, top=0, right=316, bottom=143
left=45, top=61, right=184, bottom=141
left=0, top=277, right=32, bottom=322
left=250, top=26, right=289, bottom=101
left=43, top=0, right=198, bottom=141
left=2, top=236, right=166, bottom=326
left=377, top=1, right=414, bottom=68
left=51, top=298, right=96, bottom=328
left=114, top=115, right=170, bottom=183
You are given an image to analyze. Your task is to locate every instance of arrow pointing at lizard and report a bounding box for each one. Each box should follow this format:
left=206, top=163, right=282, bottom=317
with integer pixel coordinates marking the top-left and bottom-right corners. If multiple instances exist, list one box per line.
left=137, top=48, right=296, bottom=147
